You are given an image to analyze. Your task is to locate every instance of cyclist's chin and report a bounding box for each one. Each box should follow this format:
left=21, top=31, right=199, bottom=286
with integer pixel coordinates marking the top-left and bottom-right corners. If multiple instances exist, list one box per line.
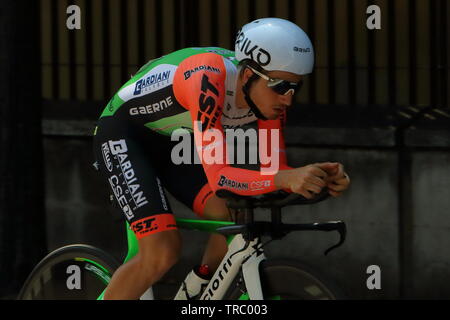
left=267, top=114, right=279, bottom=120
left=265, top=109, right=282, bottom=120
left=256, top=105, right=281, bottom=120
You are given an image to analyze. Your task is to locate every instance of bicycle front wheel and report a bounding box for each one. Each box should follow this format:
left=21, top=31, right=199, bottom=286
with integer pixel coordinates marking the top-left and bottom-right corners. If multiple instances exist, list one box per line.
left=17, top=244, right=120, bottom=300
left=225, top=259, right=346, bottom=300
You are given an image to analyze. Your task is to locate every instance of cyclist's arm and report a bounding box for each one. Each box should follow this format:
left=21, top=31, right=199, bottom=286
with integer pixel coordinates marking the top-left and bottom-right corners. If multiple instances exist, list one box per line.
left=173, top=53, right=278, bottom=195
left=257, top=111, right=293, bottom=172
left=257, top=114, right=294, bottom=193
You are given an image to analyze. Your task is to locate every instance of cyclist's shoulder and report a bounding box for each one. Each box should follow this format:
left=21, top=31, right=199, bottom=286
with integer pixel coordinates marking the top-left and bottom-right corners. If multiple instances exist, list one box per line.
left=179, top=47, right=236, bottom=61
left=128, top=47, right=236, bottom=85
left=174, top=47, right=238, bottom=70
left=171, top=48, right=237, bottom=104
left=99, top=48, right=236, bottom=118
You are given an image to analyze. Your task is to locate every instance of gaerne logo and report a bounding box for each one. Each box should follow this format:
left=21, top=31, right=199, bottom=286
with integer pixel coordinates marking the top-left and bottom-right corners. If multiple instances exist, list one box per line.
left=129, top=96, right=174, bottom=116
left=184, top=65, right=221, bottom=80
left=218, top=175, right=249, bottom=190
left=134, top=70, right=171, bottom=95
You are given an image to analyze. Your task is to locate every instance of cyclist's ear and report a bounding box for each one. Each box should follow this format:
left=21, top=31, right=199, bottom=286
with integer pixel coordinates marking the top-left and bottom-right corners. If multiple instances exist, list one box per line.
left=241, top=67, right=254, bottom=83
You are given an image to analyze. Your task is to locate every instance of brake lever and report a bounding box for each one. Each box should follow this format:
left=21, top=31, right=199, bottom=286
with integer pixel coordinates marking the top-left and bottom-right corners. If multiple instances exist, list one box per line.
left=323, top=222, right=347, bottom=256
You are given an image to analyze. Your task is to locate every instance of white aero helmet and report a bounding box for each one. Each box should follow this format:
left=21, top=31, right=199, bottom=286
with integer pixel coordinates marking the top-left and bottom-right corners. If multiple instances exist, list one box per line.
left=235, top=18, right=314, bottom=75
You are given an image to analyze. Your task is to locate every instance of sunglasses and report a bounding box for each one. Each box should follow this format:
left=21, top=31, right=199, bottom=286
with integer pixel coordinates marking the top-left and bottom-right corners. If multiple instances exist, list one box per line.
left=247, top=66, right=303, bottom=96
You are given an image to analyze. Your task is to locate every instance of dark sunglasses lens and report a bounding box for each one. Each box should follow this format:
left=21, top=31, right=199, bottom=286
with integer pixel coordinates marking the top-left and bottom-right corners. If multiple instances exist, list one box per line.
left=272, top=81, right=302, bottom=95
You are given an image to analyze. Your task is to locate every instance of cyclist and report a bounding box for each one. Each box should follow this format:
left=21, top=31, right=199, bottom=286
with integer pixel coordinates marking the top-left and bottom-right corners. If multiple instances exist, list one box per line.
left=93, top=17, right=350, bottom=299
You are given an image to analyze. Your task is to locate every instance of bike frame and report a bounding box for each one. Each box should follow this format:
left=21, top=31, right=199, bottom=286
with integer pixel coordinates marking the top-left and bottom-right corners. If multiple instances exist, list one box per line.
left=199, top=233, right=265, bottom=300
left=177, top=218, right=267, bottom=300
left=96, top=217, right=266, bottom=300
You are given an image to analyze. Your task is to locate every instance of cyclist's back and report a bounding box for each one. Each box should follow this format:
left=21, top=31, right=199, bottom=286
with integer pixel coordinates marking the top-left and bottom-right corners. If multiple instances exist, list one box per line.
left=98, top=47, right=244, bottom=134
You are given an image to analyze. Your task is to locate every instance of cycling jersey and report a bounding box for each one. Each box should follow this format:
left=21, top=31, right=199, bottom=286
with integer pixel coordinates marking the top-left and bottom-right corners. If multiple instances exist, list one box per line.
left=93, top=47, right=291, bottom=239
left=98, top=47, right=290, bottom=192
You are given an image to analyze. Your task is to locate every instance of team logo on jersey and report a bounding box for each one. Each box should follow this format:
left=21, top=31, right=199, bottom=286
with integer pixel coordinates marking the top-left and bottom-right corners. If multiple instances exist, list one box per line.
left=250, top=180, right=272, bottom=191
left=197, top=74, right=221, bottom=131
left=218, top=175, right=249, bottom=190
left=107, top=139, right=149, bottom=217
left=134, top=70, right=171, bottom=95
left=184, top=65, right=221, bottom=80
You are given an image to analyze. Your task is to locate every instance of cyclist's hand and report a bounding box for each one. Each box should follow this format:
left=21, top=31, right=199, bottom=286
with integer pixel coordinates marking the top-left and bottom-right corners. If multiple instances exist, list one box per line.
left=315, top=162, right=350, bottom=197
left=274, top=165, right=328, bottom=199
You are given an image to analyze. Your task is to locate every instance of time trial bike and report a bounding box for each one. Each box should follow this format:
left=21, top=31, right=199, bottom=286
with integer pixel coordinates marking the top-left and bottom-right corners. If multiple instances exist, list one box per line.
left=17, top=188, right=346, bottom=300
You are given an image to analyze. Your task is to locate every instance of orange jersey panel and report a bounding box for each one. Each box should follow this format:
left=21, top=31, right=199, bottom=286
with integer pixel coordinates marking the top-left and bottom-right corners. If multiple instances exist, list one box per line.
left=173, top=53, right=283, bottom=195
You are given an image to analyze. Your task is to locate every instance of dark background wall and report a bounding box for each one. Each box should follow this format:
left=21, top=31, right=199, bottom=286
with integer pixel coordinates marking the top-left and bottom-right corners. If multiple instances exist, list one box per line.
left=1, top=0, right=449, bottom=299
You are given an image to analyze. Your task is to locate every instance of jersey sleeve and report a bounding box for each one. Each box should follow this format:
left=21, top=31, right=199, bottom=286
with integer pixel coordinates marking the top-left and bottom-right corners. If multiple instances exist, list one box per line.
left=258, top=112, right=294, bottom=194
left=257, top=110, right=293, bottom=172
left=173, top=53, right=278, bottom=195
